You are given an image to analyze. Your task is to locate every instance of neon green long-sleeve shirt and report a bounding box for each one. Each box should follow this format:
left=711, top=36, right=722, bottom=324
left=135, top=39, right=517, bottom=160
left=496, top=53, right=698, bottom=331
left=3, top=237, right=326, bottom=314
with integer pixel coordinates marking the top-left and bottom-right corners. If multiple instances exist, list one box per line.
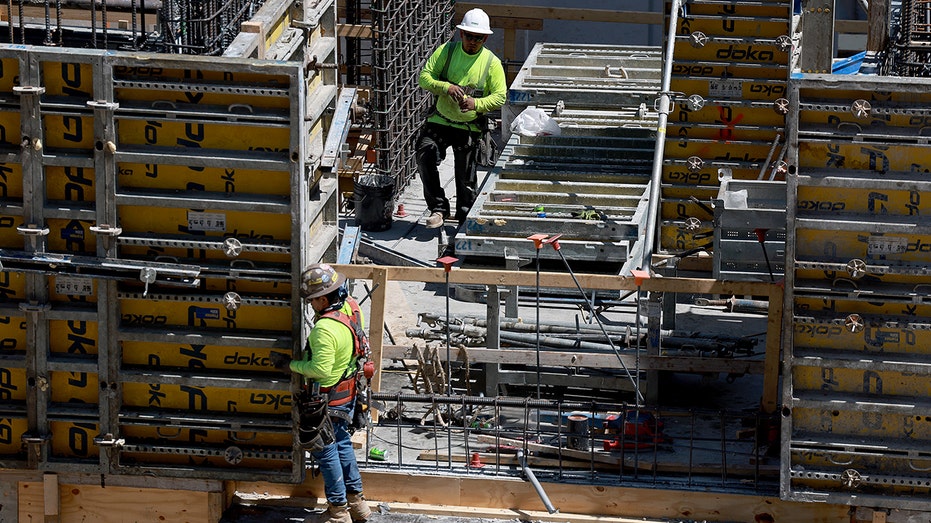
left=419, top=42, right=507, bottom=132
left=288, top=300, right=362, bottom=388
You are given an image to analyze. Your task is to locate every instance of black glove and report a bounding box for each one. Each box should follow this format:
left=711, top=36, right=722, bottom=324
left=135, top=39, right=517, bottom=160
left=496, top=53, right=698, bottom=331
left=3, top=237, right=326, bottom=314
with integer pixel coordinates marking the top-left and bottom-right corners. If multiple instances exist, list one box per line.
left=269, top=351, right=292, bottom=374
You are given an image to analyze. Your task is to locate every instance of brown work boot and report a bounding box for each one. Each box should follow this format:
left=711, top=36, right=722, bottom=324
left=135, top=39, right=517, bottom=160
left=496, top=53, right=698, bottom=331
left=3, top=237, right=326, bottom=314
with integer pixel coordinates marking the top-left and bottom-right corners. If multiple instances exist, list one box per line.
left=304, top=503, right=351, bottom=523
left=425, top=212, right=444, bottom=229
left=347, top=492, right=372, bottom=522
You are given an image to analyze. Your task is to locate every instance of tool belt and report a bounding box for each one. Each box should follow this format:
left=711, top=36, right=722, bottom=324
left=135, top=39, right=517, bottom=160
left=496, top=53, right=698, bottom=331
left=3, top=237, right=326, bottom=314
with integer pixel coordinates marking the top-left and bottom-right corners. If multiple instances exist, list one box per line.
left=295, top=389, right=335, bottom=452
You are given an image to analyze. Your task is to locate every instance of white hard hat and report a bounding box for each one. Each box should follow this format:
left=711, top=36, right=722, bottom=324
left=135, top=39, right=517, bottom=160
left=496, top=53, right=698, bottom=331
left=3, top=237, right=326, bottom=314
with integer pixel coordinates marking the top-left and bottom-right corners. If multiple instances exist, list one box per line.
left=456, top=8, right=493, bottom=35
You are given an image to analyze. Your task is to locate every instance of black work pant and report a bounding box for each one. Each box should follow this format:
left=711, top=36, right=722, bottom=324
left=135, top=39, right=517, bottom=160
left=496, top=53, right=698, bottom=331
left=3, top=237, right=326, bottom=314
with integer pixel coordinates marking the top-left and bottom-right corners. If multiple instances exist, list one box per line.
left=416, top=121, right=480, bottom=223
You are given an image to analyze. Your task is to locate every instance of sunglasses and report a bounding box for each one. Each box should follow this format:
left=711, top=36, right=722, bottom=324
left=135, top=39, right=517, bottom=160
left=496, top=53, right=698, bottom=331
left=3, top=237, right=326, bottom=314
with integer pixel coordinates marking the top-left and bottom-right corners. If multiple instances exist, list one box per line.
left=462, top=33, right=485, bottom=42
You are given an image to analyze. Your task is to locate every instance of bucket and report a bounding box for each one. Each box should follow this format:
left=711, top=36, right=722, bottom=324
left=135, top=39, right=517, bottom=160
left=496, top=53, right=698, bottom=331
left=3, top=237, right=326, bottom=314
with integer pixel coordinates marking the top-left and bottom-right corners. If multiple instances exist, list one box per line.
left=353, top=174, right=395, bottom=232
left=566, top=413, right=590, bottom=451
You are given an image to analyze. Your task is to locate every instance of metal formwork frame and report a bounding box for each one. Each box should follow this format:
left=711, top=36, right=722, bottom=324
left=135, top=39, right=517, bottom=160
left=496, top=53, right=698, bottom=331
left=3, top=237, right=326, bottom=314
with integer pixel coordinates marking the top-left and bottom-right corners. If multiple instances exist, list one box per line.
left=783, top=72, right=931, bottom=511
left=0, top=38, right=338, bottom=483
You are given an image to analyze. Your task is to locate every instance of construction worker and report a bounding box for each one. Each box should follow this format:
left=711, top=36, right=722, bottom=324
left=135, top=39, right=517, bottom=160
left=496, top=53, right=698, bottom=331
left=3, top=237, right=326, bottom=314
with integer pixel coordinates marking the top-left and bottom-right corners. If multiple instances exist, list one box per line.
left=271, top=263, right=372, bottom=523
left=416, top=7, right=507, bottom=229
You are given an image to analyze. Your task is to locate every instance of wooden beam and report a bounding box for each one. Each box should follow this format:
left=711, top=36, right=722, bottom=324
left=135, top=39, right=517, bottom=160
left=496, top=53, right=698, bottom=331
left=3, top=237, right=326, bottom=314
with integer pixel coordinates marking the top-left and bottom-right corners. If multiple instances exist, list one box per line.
left=237, top=470, right=854, bottom=522
left=335, top=264, right=781, bottom=298
left=43, top=474, right=59, bottom=523
left=368, top=267, right=388, bottom=421
left=454, top=3, right=664, bottom=26
left=381, top=345, right=766, bottom=375
left=19, top=482, right=222, bottom=523
left=338, top=23, right=373, bottom=39
left=762, top=284, right=783, bottom=413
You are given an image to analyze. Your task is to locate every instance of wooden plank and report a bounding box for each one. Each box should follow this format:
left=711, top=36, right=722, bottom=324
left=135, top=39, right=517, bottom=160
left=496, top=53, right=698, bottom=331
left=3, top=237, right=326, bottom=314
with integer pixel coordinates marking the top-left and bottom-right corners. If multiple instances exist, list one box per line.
left=43, top=474, right=59, bottom=522
left=236, top=471, right=854, bottom=521
left=335, top=264, right=781, bottom=297
left=368, top=266, right=388, bottom=421
left=380, top=344, right=766, bottom=375
left=19, top=483, right=220, bottom=523
left=454, top=3, right=664, bottom=25
left=339, top=23, right=374, bottom=38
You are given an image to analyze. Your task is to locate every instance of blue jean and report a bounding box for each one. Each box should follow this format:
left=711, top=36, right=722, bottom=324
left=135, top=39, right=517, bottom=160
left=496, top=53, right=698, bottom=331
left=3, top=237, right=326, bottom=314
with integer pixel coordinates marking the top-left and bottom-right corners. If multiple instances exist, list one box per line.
left=311, top=402, right=363, bottom=505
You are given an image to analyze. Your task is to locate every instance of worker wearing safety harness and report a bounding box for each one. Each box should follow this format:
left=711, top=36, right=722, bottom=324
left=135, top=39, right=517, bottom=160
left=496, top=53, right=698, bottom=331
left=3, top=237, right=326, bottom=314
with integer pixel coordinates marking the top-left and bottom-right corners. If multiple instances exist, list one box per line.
left=416, top=7, right=507, bottom=229
left=271, top=263, right=372, bottom=523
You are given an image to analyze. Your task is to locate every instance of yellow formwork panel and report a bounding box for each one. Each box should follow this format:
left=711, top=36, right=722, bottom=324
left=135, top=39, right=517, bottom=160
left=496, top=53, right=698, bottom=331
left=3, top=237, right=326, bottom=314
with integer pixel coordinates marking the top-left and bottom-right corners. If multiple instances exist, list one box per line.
left=673, top=61, right=788, bottom=80
left=117, top=120, right=291, bottom=152
left=795, top=295, right=931, bottom=317
left=663, top=138, right=776, bottom=162
left=671, top=78, right=788, bottom=101
left=672, top=41, right=788, bottom=64
left=660, top=185, right=719, bottom=201
left=112, top=68, right=291, bottom=109
left=119, top=297, right=291, bottom=332
left=117, top=163, right=290, bottom=195
left=120, top=424, right=291, bottom=447
left=122, top=382, right=293, bottom=415
left=0, top=58, right=19, bottom=91
left=50, top=421, right=100, bottom=459
left=46, top=166, right=96, bottom=202
left=201, top=278, right=291, bottom=295
left=799, top=109, right=931, bottom=129
left=42, top=113, right=95, bottom=149
left=51, top=371, right=99, bottom=404
left=661, top=199, right=722, bottom=221
left=50, top=319, right=99, bottom=354
left=794, top=320, right=930, bottom=353
left=0, top=417, right=29, bottom=456
left=0, top=366, right=27, bottom=401
left=117, top=243, right=290, bottom=265
left=799, top=87, right=931, bottom=105
left=671, top=103, right=787, bottom=128
left=793, top=366, right=930, bottom=397
left=795, top=267, right=931, bottom=286
left=42, top=61, right=94, bottom=98
left=663, top=164, right=760, bottom=185
left=117, top=206, right=290, bottom=240
left=792, top=406, right=931, bottom=440
left=45, top=219, right=97, bottom=254
left=660, top=223, right=713, bottom=250
left=122, top=340, right=279, bottom=371
left=0, top=271, right=27, bottom=300
left=0, top=111, right=21, bottom=147
left=795, top=229, right=930, bottom=262
left=0, top=161, right=23, bottom=200
left=0, top=215, right=24, bottom=249
left=676, top=17, right=789, bottom=38
left=667, top=123, right=779, bottom=142
left=798, top=185, right=923, bottom=217
left=0, top=316, right=26, bottom=351
left=672, top=3, right=789, bottom=17
left=798, top=141, right=931, bottom=171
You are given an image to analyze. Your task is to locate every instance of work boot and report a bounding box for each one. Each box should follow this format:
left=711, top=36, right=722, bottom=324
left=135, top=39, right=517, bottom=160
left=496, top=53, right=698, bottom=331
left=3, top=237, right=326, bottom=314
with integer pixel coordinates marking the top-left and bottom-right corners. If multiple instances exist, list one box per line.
left=347, top=492, right=372, bottom=522
left=425, top=212, right=444, bottom=229
left=304, top=503, right=351, bottom=523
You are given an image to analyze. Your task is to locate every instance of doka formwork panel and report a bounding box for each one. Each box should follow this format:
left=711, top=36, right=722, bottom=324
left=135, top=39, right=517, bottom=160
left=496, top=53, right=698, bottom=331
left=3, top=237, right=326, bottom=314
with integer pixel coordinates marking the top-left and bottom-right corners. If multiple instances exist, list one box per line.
left=784, top=73, right=931, bottom=509
left=0, top=45, right=337, bottom=482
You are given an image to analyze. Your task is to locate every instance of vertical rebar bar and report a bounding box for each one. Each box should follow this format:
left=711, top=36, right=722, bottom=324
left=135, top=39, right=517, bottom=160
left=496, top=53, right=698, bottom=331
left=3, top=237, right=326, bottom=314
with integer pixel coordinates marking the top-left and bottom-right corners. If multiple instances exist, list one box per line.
left=7, top=0, right=14, bottom=44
